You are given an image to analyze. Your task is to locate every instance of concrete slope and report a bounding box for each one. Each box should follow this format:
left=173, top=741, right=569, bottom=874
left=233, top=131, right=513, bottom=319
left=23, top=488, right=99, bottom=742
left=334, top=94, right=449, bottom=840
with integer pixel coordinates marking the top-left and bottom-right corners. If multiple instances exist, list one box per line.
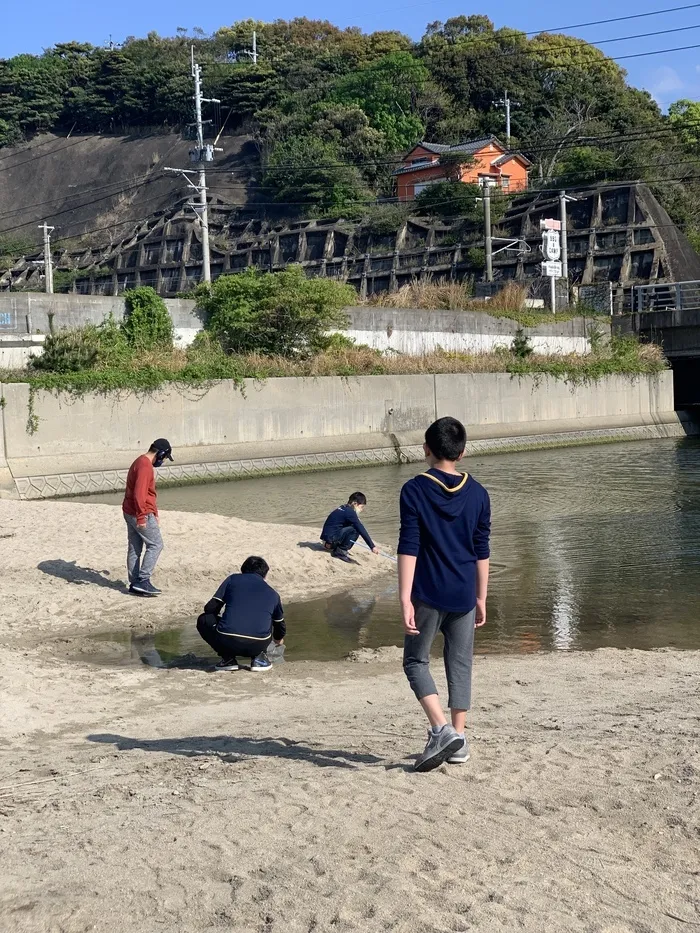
left=0, top=132, right=258, bottom=245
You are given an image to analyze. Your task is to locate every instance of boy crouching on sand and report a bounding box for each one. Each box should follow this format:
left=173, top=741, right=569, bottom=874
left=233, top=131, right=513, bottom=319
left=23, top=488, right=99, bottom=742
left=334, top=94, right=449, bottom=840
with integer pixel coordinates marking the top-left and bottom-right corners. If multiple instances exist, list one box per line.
left=397, top=417, right=491, bottom=773
left=197, top=556, right=285, bottom=672
left=321, top=492, right=380, bottom=563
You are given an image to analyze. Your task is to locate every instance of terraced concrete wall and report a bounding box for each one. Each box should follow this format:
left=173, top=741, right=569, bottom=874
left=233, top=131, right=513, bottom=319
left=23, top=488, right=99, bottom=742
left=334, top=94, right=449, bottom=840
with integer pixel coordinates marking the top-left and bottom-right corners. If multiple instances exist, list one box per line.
left=0, top=371, right=681, bottom=499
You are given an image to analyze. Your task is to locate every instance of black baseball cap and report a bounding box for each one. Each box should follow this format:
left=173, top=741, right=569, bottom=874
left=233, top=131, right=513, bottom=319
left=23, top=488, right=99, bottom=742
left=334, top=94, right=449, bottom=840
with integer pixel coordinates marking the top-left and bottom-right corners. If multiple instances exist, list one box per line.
left=151, top=438, right=174, bottom=461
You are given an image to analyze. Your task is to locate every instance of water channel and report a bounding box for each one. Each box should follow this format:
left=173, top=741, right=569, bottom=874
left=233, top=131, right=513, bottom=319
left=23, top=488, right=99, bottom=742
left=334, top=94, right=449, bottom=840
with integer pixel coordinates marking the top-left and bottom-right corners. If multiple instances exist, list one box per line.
left=78, top=437, right=700, bottom=665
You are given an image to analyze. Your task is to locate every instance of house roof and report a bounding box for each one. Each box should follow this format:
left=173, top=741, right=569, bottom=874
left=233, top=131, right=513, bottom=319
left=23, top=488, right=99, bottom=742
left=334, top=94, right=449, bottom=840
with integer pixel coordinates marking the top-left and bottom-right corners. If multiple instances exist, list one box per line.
left=492, top=151, right=533, bottom=169
left=420, top=136, right=505, bottom=156
left=393, top=135, right=530, bottom=175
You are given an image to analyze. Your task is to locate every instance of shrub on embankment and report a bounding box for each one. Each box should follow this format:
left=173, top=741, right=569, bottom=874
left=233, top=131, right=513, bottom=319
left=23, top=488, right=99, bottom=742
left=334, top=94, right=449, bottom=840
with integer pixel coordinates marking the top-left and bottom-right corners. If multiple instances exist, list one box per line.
left=0, top=335, right=667, bottom=394
left=0, top=277, right=666, bottom=395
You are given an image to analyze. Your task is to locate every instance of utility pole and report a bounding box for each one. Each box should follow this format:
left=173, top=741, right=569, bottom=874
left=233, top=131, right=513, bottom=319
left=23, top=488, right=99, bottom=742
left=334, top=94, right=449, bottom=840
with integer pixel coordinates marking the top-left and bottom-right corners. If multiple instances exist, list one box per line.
left=559, top=190, right=568, bottom=280
left=502, top=91, right=511, bottom=147
left=252, top=30, right=257, bottom=65
left=38, top=222, right=55, bottom=294
left=482, top=180, right=493, bottom=282
left=192, top=49, right=212, bottom=284
left=559, top=190, right=577, bottom=307
left=497, top=91, right=518, bottom=147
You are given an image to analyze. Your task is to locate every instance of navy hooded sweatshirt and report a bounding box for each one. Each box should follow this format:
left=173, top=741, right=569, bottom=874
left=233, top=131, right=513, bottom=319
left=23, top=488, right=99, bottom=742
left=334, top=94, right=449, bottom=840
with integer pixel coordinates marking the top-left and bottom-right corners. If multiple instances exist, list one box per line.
left=321, top=504, right=375, bottom=549
left=398, top=468, right=491, bottom=614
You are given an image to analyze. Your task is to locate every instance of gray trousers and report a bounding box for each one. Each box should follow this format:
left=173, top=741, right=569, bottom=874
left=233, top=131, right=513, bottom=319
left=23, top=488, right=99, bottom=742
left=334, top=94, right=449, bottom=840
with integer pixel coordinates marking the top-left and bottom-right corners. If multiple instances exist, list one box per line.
left=403, top=601, right=476, bottom=711
left=124, top=513, right=163, bottom=585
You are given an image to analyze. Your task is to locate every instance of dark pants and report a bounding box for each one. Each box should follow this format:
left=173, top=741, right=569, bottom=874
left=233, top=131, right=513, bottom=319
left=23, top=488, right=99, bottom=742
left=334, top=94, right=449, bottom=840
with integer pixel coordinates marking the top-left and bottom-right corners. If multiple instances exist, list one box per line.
left=325, top=526, right=359, bottom=552
left=196, top=613, right=271, bottom=661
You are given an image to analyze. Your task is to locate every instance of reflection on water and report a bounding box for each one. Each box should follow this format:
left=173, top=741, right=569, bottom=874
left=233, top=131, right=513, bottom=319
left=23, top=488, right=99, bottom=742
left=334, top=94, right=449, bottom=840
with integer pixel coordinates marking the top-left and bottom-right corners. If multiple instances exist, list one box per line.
left=81, top=438, right=700, bottom=663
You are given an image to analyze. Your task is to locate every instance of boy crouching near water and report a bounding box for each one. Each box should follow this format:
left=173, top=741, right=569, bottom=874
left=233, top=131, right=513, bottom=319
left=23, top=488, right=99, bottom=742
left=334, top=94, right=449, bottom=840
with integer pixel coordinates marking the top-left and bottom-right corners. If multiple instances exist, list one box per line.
left=320, top=492, right=380, bottom=563
left=398, top=417, right=491, bottom=773
left=197, top=556, right=285, bottom=672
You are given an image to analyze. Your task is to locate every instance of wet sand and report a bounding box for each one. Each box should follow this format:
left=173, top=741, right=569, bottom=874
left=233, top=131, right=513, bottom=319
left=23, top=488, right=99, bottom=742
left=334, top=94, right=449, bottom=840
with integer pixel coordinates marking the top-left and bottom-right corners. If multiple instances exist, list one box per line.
left=0, top=499, right=699, bottom=932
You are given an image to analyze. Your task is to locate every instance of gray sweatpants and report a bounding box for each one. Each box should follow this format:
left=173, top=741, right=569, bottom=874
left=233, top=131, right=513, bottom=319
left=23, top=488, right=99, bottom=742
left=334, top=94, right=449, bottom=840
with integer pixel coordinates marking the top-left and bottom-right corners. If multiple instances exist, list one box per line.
left=403, top=601, right=476, bottom=711
left=124, top=513, right=163, bottom=585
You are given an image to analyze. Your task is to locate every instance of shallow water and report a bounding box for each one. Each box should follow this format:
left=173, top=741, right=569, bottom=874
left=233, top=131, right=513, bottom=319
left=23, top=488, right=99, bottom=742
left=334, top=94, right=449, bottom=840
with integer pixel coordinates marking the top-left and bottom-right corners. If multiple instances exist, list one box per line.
left=79, top=438, right=700, bottom=664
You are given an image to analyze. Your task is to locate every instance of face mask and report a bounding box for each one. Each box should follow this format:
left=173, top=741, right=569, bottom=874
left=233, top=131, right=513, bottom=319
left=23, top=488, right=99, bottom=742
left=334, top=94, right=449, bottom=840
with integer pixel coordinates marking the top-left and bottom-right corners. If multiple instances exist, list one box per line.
left=154, top=451, right=170, bottom=468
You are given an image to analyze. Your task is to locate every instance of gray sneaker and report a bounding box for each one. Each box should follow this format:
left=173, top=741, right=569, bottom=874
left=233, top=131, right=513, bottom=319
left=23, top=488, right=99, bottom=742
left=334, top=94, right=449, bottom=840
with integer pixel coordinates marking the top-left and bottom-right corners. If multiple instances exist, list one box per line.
left=448, top=738, right=470, bottom=764
left=414, top=726, right=464, bottom=773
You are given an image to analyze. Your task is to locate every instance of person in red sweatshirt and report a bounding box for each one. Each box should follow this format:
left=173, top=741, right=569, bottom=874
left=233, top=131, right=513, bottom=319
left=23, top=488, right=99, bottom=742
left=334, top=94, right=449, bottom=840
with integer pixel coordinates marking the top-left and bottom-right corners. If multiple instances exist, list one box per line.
left=122, top=438, right=173, bottom=597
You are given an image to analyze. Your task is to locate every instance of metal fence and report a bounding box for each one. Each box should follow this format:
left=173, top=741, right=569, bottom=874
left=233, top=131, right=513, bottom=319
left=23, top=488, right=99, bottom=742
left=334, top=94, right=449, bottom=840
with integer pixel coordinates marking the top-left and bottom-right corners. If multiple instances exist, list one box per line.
left=631, top=280, right=700, bottom=313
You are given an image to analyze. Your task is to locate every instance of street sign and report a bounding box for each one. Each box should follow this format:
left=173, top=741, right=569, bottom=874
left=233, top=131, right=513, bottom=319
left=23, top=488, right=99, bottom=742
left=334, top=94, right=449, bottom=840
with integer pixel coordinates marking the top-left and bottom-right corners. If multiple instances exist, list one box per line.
left=541, top=260, right=562, bottom=277
left=540, top=218, right=561, bottom=231
left=541, top=229, right=561, bottom=261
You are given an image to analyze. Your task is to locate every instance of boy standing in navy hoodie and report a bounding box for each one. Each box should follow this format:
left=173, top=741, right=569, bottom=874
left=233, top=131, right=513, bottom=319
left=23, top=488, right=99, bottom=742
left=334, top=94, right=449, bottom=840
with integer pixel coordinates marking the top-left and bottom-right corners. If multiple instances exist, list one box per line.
left=398, top=417, right=491, bottom=773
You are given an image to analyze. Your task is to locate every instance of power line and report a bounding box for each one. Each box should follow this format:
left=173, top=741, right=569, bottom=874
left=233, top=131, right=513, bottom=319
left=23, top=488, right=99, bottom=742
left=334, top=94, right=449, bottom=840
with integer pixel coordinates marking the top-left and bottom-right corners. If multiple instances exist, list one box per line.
left=544, top=21, right=700, bottom=47
left=0, top=185, right=182, bottom=237
left=4, top=114, right=700, bottom=224
left=0, top=172, right=159, bottom=221
left=0, top=137, right=90, bottom=169
left=523, top=1, right=700, bottom=34
left=368, top=0, right=700, bottom=30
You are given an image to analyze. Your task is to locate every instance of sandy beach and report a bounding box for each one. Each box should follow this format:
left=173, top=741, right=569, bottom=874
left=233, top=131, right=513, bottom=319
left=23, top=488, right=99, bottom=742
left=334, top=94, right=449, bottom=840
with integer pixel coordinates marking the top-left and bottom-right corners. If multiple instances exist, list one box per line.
left=0, top=499, right=699, bottom=932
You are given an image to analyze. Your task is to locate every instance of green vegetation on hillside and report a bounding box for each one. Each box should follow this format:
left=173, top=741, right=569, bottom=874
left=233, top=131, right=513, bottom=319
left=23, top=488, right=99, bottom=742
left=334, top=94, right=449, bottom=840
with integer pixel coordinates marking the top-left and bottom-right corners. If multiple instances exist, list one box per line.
left=1, top=17, right=699, bottom=236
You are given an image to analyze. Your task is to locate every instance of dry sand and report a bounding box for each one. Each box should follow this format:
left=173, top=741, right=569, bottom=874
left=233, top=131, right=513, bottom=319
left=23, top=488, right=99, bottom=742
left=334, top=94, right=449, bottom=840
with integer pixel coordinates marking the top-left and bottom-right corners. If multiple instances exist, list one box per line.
left=0, top=499, right=699, bottom=933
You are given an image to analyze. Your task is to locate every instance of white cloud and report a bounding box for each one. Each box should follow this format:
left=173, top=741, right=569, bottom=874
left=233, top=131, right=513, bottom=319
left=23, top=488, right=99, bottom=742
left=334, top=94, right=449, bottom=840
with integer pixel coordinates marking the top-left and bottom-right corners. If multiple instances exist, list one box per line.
left=647, top=66, right=685, bottom=104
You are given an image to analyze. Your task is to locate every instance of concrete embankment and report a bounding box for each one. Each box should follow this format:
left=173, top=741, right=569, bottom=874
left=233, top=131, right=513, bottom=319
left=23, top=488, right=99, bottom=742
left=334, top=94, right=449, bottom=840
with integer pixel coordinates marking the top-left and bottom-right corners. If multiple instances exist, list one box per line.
left=0, top=293, right=600, bottom=365
left=0, top=371, right=684, bottom=499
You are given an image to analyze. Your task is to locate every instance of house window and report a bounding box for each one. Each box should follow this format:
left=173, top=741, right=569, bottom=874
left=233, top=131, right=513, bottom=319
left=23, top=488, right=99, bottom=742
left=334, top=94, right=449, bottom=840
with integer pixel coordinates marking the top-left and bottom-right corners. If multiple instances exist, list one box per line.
left=414, top=180, right=440, bottom=196
left=411, top=157, right=431, bottom=165
left=501, top=176, right=510, bottom=190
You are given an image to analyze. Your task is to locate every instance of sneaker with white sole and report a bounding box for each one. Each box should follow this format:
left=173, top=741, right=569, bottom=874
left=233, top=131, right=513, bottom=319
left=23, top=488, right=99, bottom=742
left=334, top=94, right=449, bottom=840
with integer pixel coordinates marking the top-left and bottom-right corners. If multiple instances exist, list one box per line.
left=414, top=725, right=464, bottom=773
left=130, top=580, right=161, bottom=597
left=250, top=654, right=272, bottom=672
left=448, top=738, right=470, bottom=764
left=214, top=658, right=239, bottom=672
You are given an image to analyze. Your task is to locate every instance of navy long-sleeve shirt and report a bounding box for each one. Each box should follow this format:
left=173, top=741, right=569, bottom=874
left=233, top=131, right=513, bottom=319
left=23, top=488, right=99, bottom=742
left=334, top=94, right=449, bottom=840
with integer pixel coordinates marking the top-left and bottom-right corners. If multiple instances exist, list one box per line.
left=321, top=504, right=375, bottom=549
left=398, top=468, right=491, bottom=614
left=205, top=573, right=286, bottom=641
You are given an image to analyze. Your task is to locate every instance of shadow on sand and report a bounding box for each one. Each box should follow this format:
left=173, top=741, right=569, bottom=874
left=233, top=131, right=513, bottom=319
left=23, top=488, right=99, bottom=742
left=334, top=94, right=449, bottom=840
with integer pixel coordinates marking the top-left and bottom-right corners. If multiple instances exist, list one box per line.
left=38, top=559, right=127, bottom=591
left=88, top=732, right=387, bottom=770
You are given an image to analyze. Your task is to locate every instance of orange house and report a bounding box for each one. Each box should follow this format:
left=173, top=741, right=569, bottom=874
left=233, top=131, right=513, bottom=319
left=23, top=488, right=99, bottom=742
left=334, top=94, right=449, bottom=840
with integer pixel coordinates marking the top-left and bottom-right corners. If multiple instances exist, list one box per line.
left=393, top=136, right=531, bottom=201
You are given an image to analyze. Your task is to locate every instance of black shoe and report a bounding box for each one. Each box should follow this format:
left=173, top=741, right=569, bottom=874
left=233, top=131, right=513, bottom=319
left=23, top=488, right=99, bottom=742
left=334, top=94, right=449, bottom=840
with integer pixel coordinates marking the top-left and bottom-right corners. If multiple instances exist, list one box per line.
left=131, top=580, right=162, bottom=597
left=331, top=548, right=353, bottom=563
left=214, top=657, right=239, bottom=672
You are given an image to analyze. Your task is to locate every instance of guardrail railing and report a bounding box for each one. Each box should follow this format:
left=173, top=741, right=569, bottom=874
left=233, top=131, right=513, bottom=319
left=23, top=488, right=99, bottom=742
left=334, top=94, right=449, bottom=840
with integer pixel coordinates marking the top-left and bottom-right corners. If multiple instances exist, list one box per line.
left=631, top=280, right=700, bottom=313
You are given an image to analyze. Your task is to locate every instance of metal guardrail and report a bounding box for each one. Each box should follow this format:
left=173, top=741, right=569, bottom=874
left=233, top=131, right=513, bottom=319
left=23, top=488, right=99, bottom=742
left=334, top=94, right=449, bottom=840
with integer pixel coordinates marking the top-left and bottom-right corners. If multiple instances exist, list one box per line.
left=631, top=280, right=700, bottom=313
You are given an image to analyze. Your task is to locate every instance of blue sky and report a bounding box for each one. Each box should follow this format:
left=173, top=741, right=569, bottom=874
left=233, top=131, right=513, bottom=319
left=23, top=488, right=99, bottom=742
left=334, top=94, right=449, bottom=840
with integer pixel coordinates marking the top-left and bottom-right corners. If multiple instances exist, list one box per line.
left=3, top=0, right=700, bottom=111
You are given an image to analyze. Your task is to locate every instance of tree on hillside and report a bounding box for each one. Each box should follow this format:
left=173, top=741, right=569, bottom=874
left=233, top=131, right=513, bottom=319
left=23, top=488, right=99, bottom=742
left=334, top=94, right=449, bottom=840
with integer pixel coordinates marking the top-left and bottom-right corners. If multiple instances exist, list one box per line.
left=330, top=52, right=428, bottom=151
left=263, top=135, right=368, bottom=213
left=669, top=99, right=700, bottom=150
left=415, top=181, right=481, bottom=218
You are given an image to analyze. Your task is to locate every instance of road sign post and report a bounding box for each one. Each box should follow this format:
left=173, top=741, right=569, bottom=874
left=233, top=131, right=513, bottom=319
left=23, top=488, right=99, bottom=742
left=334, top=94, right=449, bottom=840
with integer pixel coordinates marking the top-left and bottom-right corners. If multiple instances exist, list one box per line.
left=540, top=219, right=562, bottom=313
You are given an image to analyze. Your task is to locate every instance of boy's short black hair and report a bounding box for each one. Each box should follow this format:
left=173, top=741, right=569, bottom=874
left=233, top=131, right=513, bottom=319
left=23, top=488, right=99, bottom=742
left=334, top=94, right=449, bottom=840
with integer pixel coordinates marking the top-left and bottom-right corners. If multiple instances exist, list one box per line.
left=424, top=417, right=467, bottom=462
left=348, top=492, right=367, bottom=506
left=241, top=556, right=269, bottom=578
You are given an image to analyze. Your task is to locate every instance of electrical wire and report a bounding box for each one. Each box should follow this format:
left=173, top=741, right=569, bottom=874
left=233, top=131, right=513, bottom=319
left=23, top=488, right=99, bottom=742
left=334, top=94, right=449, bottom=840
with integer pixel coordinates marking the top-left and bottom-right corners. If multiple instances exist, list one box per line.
left=366, top=0, right=700, bottom=31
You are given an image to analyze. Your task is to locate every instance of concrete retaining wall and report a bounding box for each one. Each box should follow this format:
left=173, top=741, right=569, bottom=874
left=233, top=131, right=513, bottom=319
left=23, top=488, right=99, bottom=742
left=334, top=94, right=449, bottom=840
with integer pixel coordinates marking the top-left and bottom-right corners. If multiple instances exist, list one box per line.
left=0, top=293, right=601, bottom=360
left=0, top=371, right=683, bottom=499
left=343, top=307, right=599, bottom=355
